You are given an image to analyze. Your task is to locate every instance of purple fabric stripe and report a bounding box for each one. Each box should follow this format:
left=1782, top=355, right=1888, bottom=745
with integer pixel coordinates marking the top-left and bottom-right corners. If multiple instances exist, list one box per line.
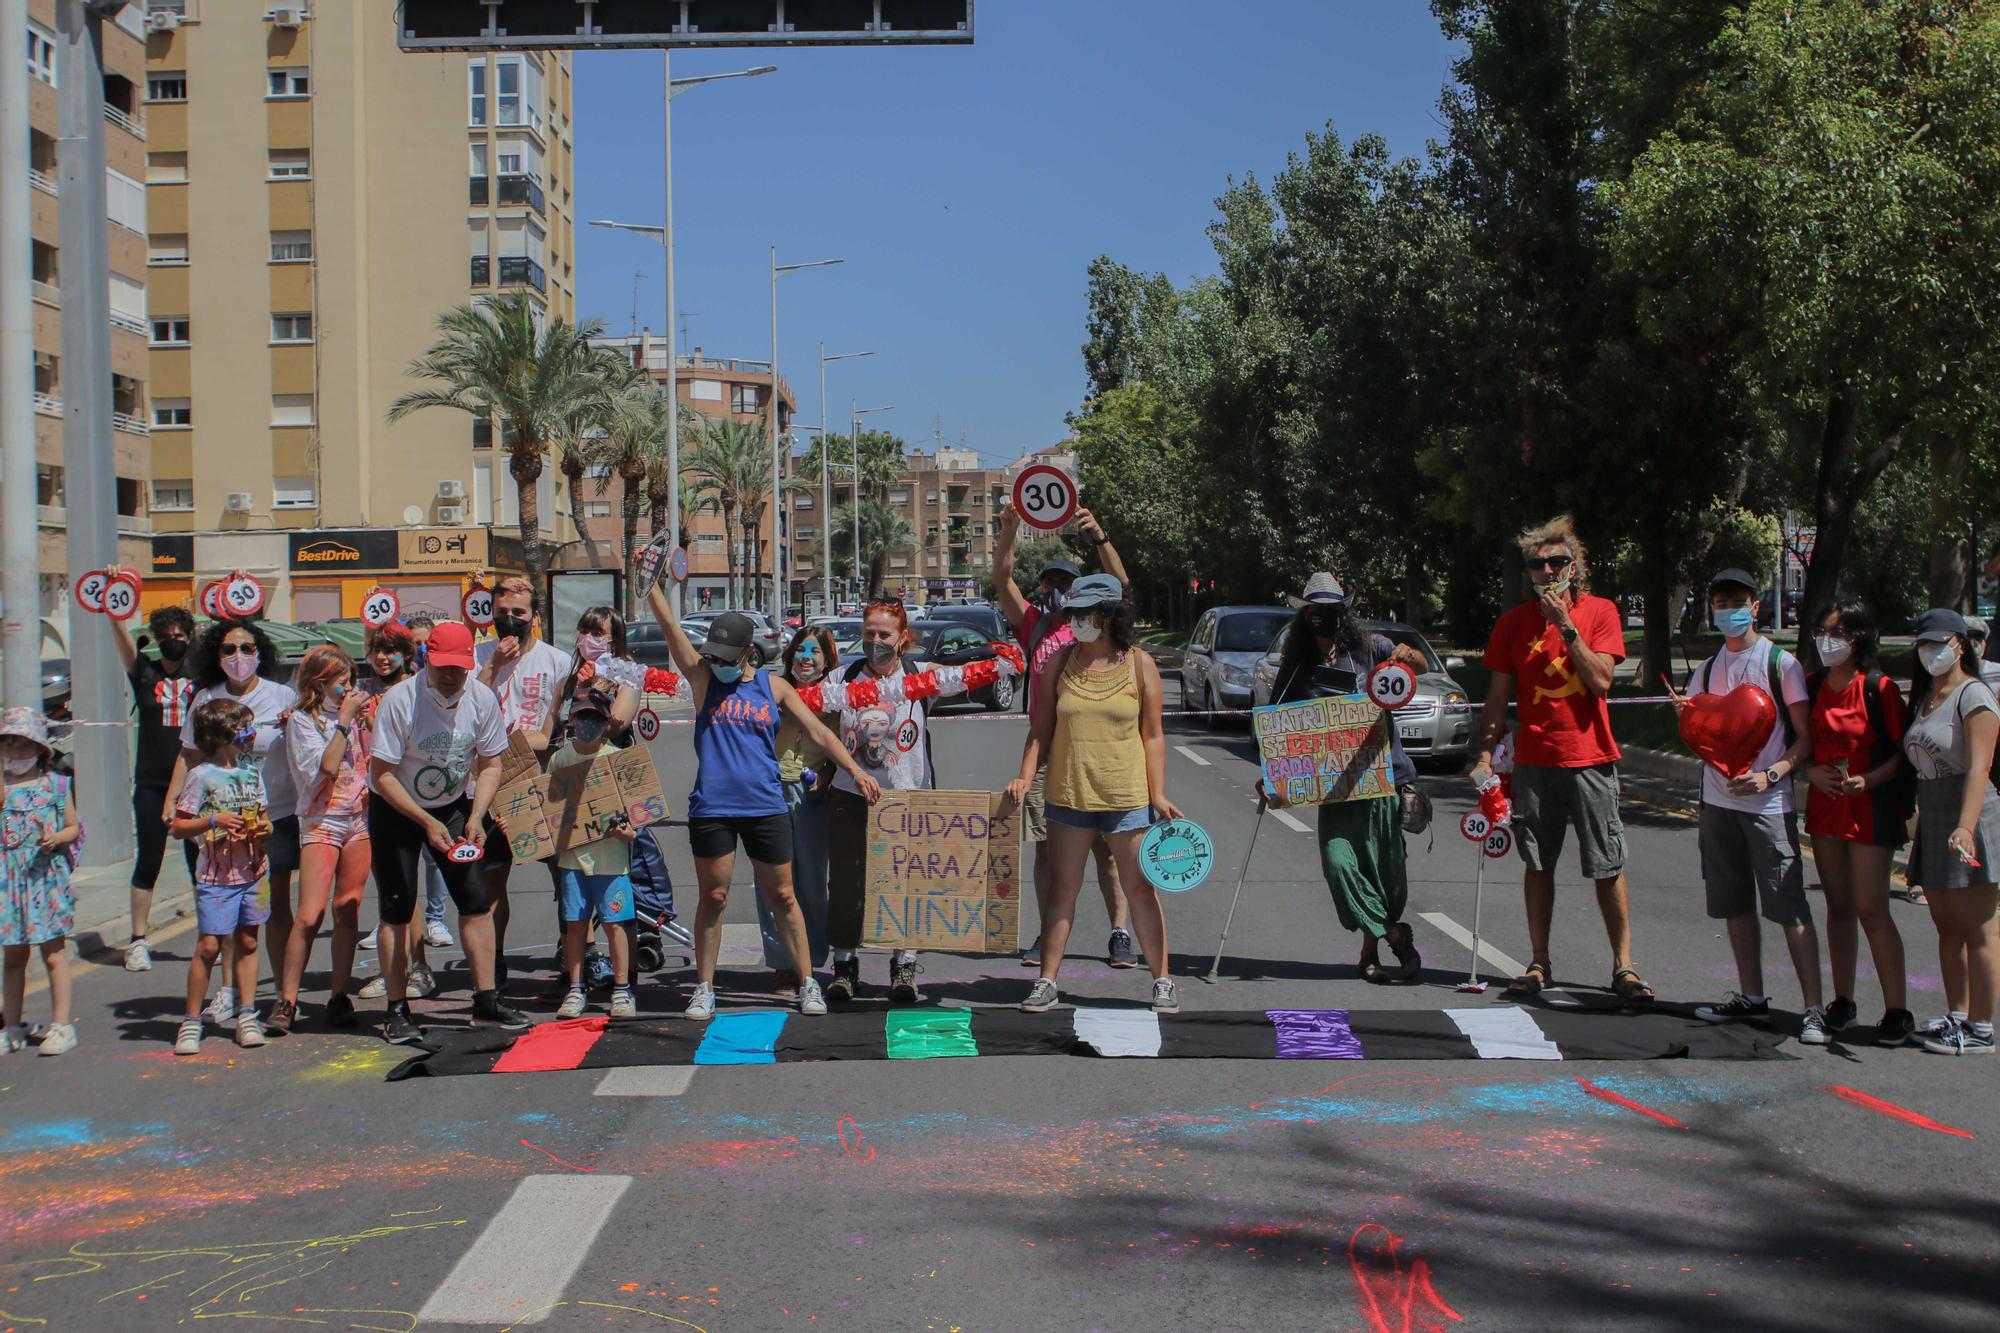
left=1267, top=1009, right=1363, bottom=1060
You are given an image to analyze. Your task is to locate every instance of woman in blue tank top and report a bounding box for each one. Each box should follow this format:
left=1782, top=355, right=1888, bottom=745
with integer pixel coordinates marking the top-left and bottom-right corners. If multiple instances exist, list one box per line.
left=647, top=585, right=878, bottom=1021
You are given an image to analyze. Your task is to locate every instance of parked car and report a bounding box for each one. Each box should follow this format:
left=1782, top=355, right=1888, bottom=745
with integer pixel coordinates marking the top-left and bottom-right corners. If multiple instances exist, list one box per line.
left=924, top=602, right=1013, bottom=646
left=1248, top=619, right=1474, bottom=770
left=1180, top=605, right=1295, bottom=725
left=917, top=621, right=1018, bottom=712
left=682, top=609, right=781, bottom=665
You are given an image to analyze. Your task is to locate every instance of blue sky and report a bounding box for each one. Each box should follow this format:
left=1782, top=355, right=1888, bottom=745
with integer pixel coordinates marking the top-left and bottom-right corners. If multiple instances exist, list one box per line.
left=572, top=2, right=1462, bottom=466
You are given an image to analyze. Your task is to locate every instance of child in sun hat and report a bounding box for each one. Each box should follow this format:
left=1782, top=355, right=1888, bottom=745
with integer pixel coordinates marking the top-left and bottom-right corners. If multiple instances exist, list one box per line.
left=1, top=707, right=84, bottom=1056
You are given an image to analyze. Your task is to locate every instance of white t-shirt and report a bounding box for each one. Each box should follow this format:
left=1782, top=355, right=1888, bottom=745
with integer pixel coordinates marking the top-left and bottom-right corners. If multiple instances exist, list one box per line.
left=181, top=677, right=299, bottom=818
left=1686, top=638, right=1808, bottom=814
left=833, top=663, right=935, bottom=796
left=474, top=637, right=572, bottom=737
left=367, top=673, right=509, bottom=808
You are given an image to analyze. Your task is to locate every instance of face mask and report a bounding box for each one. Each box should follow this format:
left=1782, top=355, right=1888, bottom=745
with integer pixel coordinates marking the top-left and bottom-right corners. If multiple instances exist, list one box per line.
left=1542, top=577, right=1572, bottom=598
left=158, top=637, right=189, bottom=663
left=864, top=640, right=898, bottom=670
left=570, top=713, right=609, bottom=744
left=3, top=753, right=38, bottom=776
left=1712, top=607, right=1755, bottom=638
left=414, top=645, right=429, bottom=668
left=1071, top=617, right=1104, bottom=644
left=426, top=680, right=464, bottom=710
left=494, top=613, right=531, bottom=643
left=221, top=651, right=260, bottom=684
left=709, top=663, right=744, bottom=684
left=1814, top=635, right=1853, bottom=667
left=576, top=633, right=609, bottom=664
left=1919, top=642, right=1961, bottom=677
left=1044, top=586, right=1068, bottom=613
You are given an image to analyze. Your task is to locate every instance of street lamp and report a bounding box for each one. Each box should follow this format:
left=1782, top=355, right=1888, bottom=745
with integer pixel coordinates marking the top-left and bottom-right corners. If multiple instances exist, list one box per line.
left=588, top=58, right=774, bottom=615
left=770, top=252, right=844, bottom=614
left=818, top=345, right=873, bottom=611
left=850, top=401, right=895, bottom=600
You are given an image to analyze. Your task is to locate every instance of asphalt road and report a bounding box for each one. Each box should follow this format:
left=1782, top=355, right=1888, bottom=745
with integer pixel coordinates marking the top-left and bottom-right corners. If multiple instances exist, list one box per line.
left=4, top=681, right=1996, bottom=1333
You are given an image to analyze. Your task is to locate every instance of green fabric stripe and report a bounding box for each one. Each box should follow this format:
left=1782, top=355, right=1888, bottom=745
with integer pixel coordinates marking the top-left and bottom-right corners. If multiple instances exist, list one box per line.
left=884, top=1007, right=978, bottom=1060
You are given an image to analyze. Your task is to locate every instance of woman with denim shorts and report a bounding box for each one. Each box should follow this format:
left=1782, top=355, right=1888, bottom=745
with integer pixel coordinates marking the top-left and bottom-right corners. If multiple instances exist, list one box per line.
left=1005, top=573, right=1182, bottom=1014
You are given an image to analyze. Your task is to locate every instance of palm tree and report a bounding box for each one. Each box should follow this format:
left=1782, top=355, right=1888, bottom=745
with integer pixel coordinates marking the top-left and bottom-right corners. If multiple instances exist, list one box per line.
left=831, top=497, right=915, bottom=597
left=687, top=416, right=772, bottom=608
left=389, top=292, right=626, bottom=585
left=638, top=402, right=712, bottom=548
left=590, top=380, right=670, bottom=615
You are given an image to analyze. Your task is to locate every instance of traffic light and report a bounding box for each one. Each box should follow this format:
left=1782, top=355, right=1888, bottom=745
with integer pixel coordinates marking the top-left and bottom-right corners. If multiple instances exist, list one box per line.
left=399, top=1, right=974, bottom=51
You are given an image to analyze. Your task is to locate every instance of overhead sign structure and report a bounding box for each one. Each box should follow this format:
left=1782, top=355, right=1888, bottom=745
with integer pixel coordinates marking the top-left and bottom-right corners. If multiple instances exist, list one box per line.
left=398, top=1, right=974, bottom=51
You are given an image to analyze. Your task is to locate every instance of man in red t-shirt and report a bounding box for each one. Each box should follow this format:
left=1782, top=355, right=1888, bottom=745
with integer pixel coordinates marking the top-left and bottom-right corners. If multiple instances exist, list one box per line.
left=1469, top=516, right=1652, bottom=1004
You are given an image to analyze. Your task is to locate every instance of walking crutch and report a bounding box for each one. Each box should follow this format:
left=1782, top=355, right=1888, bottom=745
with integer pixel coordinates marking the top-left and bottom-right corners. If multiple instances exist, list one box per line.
left=1204, top=792, right=1269, bottom=984
left=1457, top=832, right=1491, bottom=993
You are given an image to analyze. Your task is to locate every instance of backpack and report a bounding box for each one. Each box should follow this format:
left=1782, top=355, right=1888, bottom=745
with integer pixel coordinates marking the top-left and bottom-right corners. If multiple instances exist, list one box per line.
left=1805, top=668, right=1918, bottom=825
left=1699, top=642, right=1797, bottom=750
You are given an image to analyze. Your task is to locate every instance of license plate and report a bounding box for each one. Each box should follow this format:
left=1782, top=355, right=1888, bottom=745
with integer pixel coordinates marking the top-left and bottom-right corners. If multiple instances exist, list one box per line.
left=1397, top=725, right=1424, bottom=740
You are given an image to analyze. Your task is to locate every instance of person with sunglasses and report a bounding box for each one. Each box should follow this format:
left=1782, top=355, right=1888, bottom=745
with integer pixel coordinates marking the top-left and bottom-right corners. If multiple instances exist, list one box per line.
left=758, top=626, right=839, bottom=997
left=645, top=583, right=879, bottom=1020
left=1469, top=516, right=1653, bottom=1005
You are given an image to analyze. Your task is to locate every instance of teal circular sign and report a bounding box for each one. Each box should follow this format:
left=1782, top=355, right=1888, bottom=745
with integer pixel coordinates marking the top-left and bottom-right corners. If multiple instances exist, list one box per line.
left=1141, top=818, right=1214, bottom=892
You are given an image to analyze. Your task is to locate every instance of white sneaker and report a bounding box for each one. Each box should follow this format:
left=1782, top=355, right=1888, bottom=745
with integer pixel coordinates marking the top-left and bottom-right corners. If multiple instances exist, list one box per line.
left=1, top=1025, right=30, bottom=1054
left=357, top=976, right=387, bottom=999
left=683, top=982, right=716, bottom=1021
left=174, top=1016, right=202, bottom=1056
left=798, top=977, right=828, bottom=1016
left=206, top=987, right=237, bottom=1026
left=609, top=988, right=638, bottom=1020
left=124, top=939, right=153, bottom=972
left=1798, top=1005, right=1830, bottom=1046
left=557, top=985, right=588, bottom=1019
left=1151, top=977, right=1181, bottom=1014
left=235, top=1010, right=266, bottom=1048
left=359, top=928, right=379, bottom=950
left=424, top=920, right=455, bottom=949
left=37, top=1022, right=77, bottom=1056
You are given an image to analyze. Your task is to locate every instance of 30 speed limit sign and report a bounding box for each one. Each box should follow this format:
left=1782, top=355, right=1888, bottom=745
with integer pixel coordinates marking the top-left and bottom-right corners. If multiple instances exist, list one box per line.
left=223, top=574, right=266, bottom=619
left=72, top=570, right=110, bottom=614
left=1482, top=826, right=1515, bottom=860
left=1459, top=810, right=1493, bottom=843
left=198, top=581, right=224, bottom=619
left=360, top=587, right=401, bottom=629
left=103, top=573, right=141, bottom=621
left=1366, top=660, right=1418, bottom=711
left=635, top=708, right=661, bottom=742
left=461, top=584, right=495, bottom=629
left=1011, top=464, right=1078, bottom=531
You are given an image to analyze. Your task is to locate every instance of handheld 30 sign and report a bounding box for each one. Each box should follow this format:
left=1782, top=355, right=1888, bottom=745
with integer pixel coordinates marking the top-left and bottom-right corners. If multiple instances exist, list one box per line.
left=361, top=587, right=401, bottom=629
left=72, top=570, right=110, bottom=615
left=223, top=574, right=266, bottom=619
left=1012, top=464, right=1078, bottom=531
left=1366, top=660, right=1418, bottom=711
left=462, top=584, right=496, bottom=629
left=103, top=573, right=141, bottom=621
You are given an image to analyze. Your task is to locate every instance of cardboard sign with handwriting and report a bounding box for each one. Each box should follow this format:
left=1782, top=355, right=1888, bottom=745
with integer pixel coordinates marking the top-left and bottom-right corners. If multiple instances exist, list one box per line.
left=1252, top=693, right=1395, bottom=807
left=863, top=789, right=1019, bottom=952
left=491, top=773, right=557, bottom=862
left=491, top=744, right=670, bottom=862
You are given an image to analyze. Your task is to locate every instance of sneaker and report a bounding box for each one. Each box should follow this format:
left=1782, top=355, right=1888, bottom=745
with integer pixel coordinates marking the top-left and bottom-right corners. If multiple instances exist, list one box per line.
left=1108, top=929, right=1137, bottom=969
left=684, top=982, right=716, bottom=1021
left=826, top=956, right=861, bottom=1005
left=472, top=992, right=531, bottom=1030
left=584, top=949, right=614, bottom=990
left=1922, top=1023, right=1995, bottom=1056
left=424, top=920, right=455, bottom=949
left=1020, top=935, right=1043, bottom=968
left=1874, top=1008, right=1916, bottom=1047
left=1021, top=979, right=1060, bottom=1012
left=326, top=992, right=358, bottom=1029
left=382, top=1005, right=425, bottom=1046
left=1912, top=1014, right=1958, bottom=1047
left=609, top=987, right=638, bottom=1020
left=36, top=1022, right=77, bottom=1057
left=359, top=928, right=379, bottom=950
left=1151, top=977, right=1181, bottom=1014
left=889, top=957, right=923, bottom=1005
left=267, top=998, right=298, bottom=1035
left=205, top=987, right=238, bottom=1026
left=1798, top=1006, right=1830, bottom=1046
left=1825, top=996, right=1859, bottom=1032
left=234, top=1011, right=266, bottom=1048
left=557, top=985, right=588, bottom=1019
left=1695, top=993, right=1771, bottom=1026
left=771, top=968, right=801, bottom=999
left=357, top=976, right=387, bottom=999
left=174, top=1017, right=203, bottom=1056
left=124, top=938, right=153, bottom=972
left=0, top=1026, right=28, bottom=1054
left=798, top=977, right=828, bottom=1016
left=408, top=964, right=440, bottom=1000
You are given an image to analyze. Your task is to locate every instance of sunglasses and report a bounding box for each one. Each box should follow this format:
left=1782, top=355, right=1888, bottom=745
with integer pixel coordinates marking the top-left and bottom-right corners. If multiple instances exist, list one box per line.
left=1525, top=555, right=1574, bottom=572
left=233, top=727, right=258, bottom=747
left=217, top=643, right=258, bottom=657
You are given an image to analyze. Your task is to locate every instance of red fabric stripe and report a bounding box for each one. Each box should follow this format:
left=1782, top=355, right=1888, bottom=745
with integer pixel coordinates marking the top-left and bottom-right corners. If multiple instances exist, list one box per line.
left=491, top=1017, right=607, bottom=1073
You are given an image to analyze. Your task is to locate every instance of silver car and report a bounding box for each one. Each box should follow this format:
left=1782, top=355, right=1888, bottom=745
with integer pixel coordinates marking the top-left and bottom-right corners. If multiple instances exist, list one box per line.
left=1180, top=605, right=1296, bottom=725
left=1248, top=619, right=1475, bottom=770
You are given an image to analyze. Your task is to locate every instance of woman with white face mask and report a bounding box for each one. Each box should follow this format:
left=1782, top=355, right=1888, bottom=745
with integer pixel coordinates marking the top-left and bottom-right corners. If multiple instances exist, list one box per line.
left=757, top=626, right=840, bottom=996
left=1900, top=608, right=2000, bottom=1056
left=1800, top=599, right=1913, bottom=1044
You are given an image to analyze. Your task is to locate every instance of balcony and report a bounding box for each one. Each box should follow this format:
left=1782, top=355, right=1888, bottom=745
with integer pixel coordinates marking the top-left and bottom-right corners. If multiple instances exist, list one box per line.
left=32, top=281, right=58, bottom=308
left=33, top=393, right=61, bottom=419
left=496, top=175, right=546, bottom=213
left=104, top=104, right=144, bottom=139
left=112, top=411, right=149, bottom=437
left=110, top=311, right=147, bottom=337
left=497, top=256, right=546, bottom=292
left=469, top=177, right=489, bottom=206
left=28, top=169, right=55, bottom=197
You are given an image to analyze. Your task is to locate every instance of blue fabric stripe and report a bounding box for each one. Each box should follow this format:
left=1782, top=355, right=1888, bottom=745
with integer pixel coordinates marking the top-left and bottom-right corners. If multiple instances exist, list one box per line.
left=693, top=1010, right=789, bottom=1065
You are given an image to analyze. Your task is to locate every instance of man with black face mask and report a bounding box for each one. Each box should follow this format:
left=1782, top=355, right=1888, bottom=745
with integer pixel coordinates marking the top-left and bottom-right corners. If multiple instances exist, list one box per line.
left=106, top=578, right=199, bottom=973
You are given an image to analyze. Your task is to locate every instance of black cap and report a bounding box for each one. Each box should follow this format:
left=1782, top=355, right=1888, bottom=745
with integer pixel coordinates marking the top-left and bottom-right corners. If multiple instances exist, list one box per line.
left=1913, top=608, right=1970, bottom=644
left=1708, top=568, right=1760, bottom=595
left=1040, top=558, right=1081, bottom=583
left=699, top=611, right=755, bottom=663
left=568, top=686, right=611, bottom=718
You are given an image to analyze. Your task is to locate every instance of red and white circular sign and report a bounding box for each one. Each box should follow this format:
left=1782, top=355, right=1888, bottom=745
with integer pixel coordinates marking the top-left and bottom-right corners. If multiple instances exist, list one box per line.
left=1460, top=810, right=1492, bottom=843
left=360, top=587, right=401, bottom=629
left=223, top=574, right=266, bottom=619
left=103, top=572, right=141, bottom=621
left=447, top=840, right=485, bottom=863
left=1012, top=464, right=1078, bottom=531
left=72, top=570, right=110, bottom=615
left=462, top=584, right=495, bottom=629
left=198, top=581, right=223, bottom=619
left=1482, top=826, right=1515, bottom=860
left=1367, top=660, right=1418, bottom=711
left=635, top=708, right=661, bottom=742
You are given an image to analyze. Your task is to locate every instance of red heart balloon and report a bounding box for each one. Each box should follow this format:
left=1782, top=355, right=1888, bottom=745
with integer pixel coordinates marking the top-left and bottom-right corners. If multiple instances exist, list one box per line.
left=1678, top=684, right=1777, bottom=778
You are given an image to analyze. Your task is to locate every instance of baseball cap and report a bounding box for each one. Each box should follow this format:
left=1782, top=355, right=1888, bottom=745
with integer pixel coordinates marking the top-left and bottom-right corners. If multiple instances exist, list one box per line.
left=568, top=686, right=611, bottom=718
left=1708, top=568, right=1760, bottom=595
left=1913, top=608, right=1970, bottom=644
left=426, top=621, right=476, bottom=668
left=1039, top=558, right=1081, bottom=583
left=1063, top=572, right=1124, bottom=610
left=699, top=611, right=756, bottom=663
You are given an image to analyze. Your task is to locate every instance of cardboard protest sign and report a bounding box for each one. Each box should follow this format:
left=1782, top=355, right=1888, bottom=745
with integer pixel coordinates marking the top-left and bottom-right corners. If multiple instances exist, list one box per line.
left=608, top=746, right=669, bottom=827
left=546, top=755, right=632, bottom=857
left=491, top=773, right=557, bottom=862
left=489, top=740, right=669, bottom=862
left=863, top=789, right=1019, bottom=952
left=1252, top=693, right=1395, bottom=807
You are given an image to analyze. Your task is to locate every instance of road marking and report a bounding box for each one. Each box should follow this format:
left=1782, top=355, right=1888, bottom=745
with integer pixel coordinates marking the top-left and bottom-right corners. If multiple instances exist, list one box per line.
left=594, top=1066, right=696, bottom=1097
left=1269, top=808, right=1311, bottom=834
left=418, top=1173, right=632, bottom=1326
left=1173, top=744, right=1212, bottom=767
left=1418, top=911, right=1525, bottom=980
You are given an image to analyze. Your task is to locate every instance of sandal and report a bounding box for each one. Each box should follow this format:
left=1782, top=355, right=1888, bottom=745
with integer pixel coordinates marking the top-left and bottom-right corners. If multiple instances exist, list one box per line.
left=1611, top=967, right=1656, bottom=1005
left=1384, top=922, right=1422, bottom=983
left=1502, top=959, right=1552, bottom=1000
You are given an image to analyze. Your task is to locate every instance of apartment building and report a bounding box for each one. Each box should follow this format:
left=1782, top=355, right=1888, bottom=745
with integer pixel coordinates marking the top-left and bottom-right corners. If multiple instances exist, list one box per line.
left=137, top=0, right=579, bottom=621
left=23, top=1, right=153, bottom=618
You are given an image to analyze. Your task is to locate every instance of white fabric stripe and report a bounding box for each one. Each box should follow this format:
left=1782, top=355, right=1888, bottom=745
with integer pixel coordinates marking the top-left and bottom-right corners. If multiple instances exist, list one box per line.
left=418, top=1174, right=632, bottom=1325
left=594, top=1067, right=696, bottom=1097
left=1446, top=1007, right=1563, bottom=1060
left=1072, top=1007, right=1163, bottom=1058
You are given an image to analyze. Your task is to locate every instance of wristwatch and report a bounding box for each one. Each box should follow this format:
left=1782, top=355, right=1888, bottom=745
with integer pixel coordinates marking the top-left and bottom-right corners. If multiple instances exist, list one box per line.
left=1560, top=625, right=1578, bottom=644
left=1090, top=533, right=1110, bottom=546
left=336, top=723, right=353, bottom=738
left=1764, top=765, right=1784, bottom=786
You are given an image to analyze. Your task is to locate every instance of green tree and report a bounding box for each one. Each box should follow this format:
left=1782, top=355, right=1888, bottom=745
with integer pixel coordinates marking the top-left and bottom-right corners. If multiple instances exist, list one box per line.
left=591, top=381, right=671, bottom=616
left=829, top=498, right=914, bottom=597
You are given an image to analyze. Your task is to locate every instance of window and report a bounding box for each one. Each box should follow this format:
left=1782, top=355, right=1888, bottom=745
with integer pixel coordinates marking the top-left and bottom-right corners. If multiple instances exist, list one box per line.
left=497, top=148, right=522, bottom=175
left=268, top=148, right=309, bottom=179
left=273, top=477, right=316, bottom=509
left=469, top=141, right=488, bottom=178
left=495, top=59, right=520, bottom=125
left=890, top=557, right=909, bottom=570
left=152, top=398, right=191, bottom=428
left=37, top=463, right=64, bottom=508
left=267, top=67, right=309, bottom=98
left=151, top=480, right=194, bottom=512
left=147, top=151, right=188, bottom=184
left=271, top=394, right=314, bottom=427
left=270, top=230, right=312, bottom=262
left=150, top=317, right=190, bottom=346
left=926, top=490, right=940, bottom=503
left=796, top=525, right=816, bottom=539
left=689, top=379, right=722, bottom=402
left=147, top=72, right=187, bottom=102
left=106, top=170, right=146, bottom=233
left=795, top=494, right=813, bottom=509
left=890, top=490, right=909, bottom=505
left=584, top=501, right=612, bottom=518
left=468, top=60, right=486, bottom=125
left=973, top=493, right=985, bottom=505
left=149, top=234, right=189, bottom=265
left=586, top=462, right=613, bottom=480
left=696, top=533, right=724, bottom=547
left=271, top=312, right=311, bottom=343
left=28, top=20, right=56, bottom=86
left=731, top=385, right=760, bottom=414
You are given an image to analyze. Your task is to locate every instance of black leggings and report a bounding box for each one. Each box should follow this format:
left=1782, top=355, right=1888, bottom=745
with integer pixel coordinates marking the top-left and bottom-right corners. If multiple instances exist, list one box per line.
left=131, top=784, right=198, bottom=891
left=366, top=797, right=491, bottom=926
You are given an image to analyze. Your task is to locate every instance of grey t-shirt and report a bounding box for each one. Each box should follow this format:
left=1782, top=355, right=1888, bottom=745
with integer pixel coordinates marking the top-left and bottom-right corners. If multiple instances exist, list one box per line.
left=1903, top=679, right=1999, bottom=780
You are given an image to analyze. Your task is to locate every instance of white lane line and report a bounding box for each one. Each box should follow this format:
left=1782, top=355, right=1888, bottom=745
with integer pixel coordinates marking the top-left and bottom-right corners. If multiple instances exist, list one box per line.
left=1418, top=910, right=1525, bottom=980
left=418, top=1174, right=632, bottom=1326
left=1270, top=808, right=1311, bottom=834
left=595, top=1066, right=696, bottom=1097
left=1173, top=744, right=1213, bottom=767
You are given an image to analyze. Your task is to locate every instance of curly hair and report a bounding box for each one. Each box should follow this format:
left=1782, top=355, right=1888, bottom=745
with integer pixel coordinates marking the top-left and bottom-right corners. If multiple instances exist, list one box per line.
left=1516, top=514, right=1591, bottom=596
left=189, top=620, right=278, bottom=691
left=148, top=605, right=195, bottom=641
left=191, top=697, right=253, bottom=757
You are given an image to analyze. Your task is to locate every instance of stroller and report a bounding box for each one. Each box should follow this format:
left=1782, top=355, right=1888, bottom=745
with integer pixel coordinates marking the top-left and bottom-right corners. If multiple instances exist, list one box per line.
left=627, top=825, right=693, bottom=973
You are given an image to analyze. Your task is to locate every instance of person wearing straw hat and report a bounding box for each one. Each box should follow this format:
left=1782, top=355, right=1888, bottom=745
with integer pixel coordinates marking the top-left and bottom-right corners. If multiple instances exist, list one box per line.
left=1, top=707, right=82, bottom=1056
left=1262, top=573, right=1429, bottom=982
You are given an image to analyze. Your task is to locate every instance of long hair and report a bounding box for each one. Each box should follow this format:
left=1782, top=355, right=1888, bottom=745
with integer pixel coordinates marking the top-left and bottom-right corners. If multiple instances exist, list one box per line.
left=574, top=605, right=629, bottom=659
left=1073, top=598, right=1134, bottom=653
left=552, top=606, right=633, bottom=747
left=1276, top=604, right=1363, bottom=702
left=783, top=625, right=840, bottom=682
left=1906, top=620, right=1983, bottom=717
left=291, top=645, right=355, bottom=720
left=1516, top=514, right=1591, bottom=596
left=1813, top=599, right=1880, bottom=673
left=189, top=620, right=278, bottom=691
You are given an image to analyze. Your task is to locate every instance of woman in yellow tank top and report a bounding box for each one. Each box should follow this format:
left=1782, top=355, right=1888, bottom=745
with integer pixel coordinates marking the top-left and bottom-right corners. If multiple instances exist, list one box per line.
left=1005, top=574, right=1183, bottom=1014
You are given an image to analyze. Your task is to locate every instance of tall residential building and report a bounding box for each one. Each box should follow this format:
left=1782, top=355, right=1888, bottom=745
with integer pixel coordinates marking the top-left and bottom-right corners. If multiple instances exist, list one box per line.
left=138, top=0, right=579, bottom=622
left=24, top=1, right=153, bottom=621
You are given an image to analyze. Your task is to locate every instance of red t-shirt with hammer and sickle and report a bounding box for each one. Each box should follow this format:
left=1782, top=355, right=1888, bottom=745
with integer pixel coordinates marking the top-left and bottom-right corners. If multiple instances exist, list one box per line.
left=1482, top=595, right=1626, bottom=769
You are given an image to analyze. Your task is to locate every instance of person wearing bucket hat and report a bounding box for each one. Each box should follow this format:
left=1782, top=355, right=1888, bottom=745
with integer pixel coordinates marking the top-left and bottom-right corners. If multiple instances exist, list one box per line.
left=1900, top=608, right=2000, bottom=1056
left=993, top=499, right=1138, bottom=970
left=1, top=707, right=82, bottom=1056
